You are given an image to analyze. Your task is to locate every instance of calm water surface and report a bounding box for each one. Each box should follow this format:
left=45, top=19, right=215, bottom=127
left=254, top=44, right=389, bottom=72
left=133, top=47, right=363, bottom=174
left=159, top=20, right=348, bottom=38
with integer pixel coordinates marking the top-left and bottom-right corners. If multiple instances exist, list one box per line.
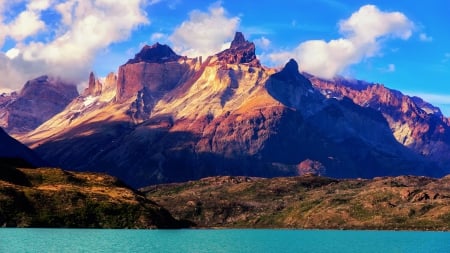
left=0, top=229, right=449, bottom=253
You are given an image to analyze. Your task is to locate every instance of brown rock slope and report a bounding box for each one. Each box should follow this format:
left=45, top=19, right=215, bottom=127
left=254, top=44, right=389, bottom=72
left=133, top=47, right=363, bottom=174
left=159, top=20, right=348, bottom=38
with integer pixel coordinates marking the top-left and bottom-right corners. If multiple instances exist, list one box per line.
left=20, top=32, right=443, bottom=188
left=0, top=165, right=190, bottom=228
left=0, top=75, right=78, bottom=135
left=143, top=175, right=450, bottom=230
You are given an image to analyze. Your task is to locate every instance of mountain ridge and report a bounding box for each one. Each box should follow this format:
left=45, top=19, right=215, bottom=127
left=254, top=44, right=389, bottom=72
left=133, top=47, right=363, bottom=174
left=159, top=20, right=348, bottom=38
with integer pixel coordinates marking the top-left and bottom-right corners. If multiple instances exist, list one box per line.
left=13, top=32, right=448, bottom=187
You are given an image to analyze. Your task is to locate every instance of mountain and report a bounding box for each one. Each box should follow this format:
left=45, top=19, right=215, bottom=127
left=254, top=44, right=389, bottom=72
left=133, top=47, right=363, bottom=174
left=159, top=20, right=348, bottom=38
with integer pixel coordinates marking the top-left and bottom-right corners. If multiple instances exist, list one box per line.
left=0, top=166, right=191, bottom=228
left=19, top=32, right=444, bottom=188
left=310, top=76, right=450, bottom=169
left=0, top=124, right=188, bottom=228
left=0, top=127, right=46, bottom=167
left=143, top=174, right=450, bottom=230
left=0, top=75, right=78, bottom=135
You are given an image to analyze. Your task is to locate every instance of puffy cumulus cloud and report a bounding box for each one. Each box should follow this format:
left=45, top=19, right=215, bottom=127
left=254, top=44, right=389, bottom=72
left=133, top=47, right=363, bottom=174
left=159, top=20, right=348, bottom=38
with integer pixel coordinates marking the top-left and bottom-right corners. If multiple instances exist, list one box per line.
left=269, top=5, right=414, bottom=79
left=7, top=10, right=46, bottom=41
left=0, top=0, right=149, bottom=91
left=169, top=4, right=239, bottom=58
left=0, top=0, right=47, bottom=46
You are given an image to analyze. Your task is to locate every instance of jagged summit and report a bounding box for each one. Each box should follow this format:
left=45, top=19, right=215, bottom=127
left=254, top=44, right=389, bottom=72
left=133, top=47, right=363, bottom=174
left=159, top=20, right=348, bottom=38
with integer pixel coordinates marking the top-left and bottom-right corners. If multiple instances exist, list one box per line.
left=230, top=31, right=246, bottom=48
left=216, top=32, right=260, bottom=67
left=126, top=43, right=181, bottom=64
left=83, top=72, right=102, bottom=97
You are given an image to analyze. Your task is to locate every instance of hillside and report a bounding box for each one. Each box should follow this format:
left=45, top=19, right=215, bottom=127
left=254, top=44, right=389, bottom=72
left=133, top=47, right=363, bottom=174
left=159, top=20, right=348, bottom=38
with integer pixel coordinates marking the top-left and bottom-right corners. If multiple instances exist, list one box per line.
left=0, top=128, right=46, bottom=167
left=0, top=165, right=190, bottom=228
left=143, top=175, right=450, bottom=230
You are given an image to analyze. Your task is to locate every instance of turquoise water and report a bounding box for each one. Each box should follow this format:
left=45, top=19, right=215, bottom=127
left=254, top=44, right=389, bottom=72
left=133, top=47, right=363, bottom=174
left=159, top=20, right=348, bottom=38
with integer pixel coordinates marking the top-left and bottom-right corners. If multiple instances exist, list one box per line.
left=0, top=229, right=449, bottom=253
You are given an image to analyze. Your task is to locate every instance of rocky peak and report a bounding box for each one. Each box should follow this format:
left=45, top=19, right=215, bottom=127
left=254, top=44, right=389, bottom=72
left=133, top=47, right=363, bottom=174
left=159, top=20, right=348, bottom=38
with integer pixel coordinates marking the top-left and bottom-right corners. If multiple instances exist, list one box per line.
left=216, top=32, right=260, bottom=67
left=272, top=59, right=312, bottom=88
left=0, top=75, right=78, bottom=134
left=230, top=32, right=246, bottom=48
left=83, top=72, right=103, bottom=97
left=20, top=75, right=78, bottom=101
left=126, top=43, right=181, bottom=64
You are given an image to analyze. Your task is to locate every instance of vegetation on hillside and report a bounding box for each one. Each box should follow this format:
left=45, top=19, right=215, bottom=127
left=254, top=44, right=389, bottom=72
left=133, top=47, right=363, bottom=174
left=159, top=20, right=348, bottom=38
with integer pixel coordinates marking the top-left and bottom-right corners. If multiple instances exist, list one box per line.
left=0, top=163, right=190, bottom=228
left=143, top=174, right=450, bottom=230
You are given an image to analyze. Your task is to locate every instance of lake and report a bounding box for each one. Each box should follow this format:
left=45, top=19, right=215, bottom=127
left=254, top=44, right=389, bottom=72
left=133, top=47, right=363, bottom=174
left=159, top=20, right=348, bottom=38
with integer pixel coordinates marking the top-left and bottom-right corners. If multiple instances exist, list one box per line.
left=0, top=229, right=448, bottom=252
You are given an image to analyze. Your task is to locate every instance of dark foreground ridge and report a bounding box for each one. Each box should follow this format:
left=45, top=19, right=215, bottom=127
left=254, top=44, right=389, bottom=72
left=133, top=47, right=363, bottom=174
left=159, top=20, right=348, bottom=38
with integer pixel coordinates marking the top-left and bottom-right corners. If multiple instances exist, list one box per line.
left=143, top=174, right=450, bottom=230
left=0, top=164, right=191, bottom=228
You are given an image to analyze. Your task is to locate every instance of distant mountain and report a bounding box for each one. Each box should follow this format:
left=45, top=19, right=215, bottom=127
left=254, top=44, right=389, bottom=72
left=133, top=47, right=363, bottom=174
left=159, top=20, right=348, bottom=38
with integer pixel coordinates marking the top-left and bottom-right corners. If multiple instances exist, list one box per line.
left=310, top=76, right=450, bottom=169
left=0, top=75, right=78, bottom=135
left=19, top=32, right=445, bottom=187
left=143, top=174, right=450, bottom=230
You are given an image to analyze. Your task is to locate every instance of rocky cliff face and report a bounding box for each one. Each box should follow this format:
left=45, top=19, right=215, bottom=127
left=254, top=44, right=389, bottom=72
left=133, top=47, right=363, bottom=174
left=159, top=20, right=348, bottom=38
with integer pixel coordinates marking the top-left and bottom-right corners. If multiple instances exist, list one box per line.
left=216, top=32, right=260, bottom=67
left=116, top=43, right=197, bottom=103
left=0, top=76, right=78, bottom=135
left=311, top=77, right=450, bottom=168
left=83, top=72, right=103, bottom=97
left=20, top=32, right=445, bottom=188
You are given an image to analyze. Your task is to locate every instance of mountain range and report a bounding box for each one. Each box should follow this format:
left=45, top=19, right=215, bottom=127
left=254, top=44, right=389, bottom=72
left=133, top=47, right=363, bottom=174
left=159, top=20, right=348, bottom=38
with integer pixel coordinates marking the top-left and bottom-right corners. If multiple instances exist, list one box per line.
left=1, top=32, right=447, bottom=188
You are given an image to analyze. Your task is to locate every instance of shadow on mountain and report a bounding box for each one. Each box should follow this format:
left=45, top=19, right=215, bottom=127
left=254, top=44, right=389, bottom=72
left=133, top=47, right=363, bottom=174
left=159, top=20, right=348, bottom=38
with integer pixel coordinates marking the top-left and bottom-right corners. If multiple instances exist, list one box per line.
left=34, top=111, right=444, bottom=189
left=0, top=158, right=32, bottom=186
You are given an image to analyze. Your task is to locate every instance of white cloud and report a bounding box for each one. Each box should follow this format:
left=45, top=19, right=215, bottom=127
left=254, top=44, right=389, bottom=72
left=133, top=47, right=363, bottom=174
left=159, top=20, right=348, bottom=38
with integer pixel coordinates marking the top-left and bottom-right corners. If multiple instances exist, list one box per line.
left=419, top=33, right=433, bottom=42
left=169, top=4, right=240, bottom=58
left=5, top=48, right=19, bottom=59
left=151, top=32, right=167, bottom=42
left=0, top=1, right=47, bottom=44
left=7, top=10, right=46, bottom=41
left=0, top=0, right=149, bottom=91
left=269, top=5, right=414, bottom=79
left=254, top=36, right=271, bottom=50
left=28, top=0, right=51, bottom=11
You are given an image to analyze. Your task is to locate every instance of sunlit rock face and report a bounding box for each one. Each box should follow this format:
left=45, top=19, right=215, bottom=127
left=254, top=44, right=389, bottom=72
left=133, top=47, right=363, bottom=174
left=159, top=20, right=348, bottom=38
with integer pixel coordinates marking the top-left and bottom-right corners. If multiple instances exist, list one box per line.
left=19, top=32, right=444, bottom=188
left=0, top=75, right=78, bottom=135
left=216, top=32, right=260, bottom=67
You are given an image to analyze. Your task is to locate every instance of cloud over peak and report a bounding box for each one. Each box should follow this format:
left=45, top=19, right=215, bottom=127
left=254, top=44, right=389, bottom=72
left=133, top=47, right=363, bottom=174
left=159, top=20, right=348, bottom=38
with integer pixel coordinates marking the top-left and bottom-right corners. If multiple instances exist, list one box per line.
left=0, top=0, right=149, bottom=91
left=269, top=5, right=414, bottom=79
left=169, top=4, right=240, bottom=58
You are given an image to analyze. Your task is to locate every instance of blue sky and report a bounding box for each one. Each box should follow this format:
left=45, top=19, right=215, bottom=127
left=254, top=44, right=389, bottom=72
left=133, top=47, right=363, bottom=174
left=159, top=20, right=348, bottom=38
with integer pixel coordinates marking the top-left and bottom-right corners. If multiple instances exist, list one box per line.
left=1, top=0, right=450, bottom=114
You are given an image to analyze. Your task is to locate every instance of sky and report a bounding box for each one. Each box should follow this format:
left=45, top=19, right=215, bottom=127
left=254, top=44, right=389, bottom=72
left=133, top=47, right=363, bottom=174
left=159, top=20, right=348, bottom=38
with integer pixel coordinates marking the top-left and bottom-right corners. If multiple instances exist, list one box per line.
left=1, top=0, right=450, bottom=114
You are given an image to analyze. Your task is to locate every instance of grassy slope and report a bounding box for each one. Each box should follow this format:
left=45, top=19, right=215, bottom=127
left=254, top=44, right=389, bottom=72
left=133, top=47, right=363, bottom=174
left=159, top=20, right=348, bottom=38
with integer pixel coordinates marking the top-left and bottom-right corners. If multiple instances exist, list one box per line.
left=143, top=175, right=450, bottom=230
left=0, top=165, right=189, bottom=228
